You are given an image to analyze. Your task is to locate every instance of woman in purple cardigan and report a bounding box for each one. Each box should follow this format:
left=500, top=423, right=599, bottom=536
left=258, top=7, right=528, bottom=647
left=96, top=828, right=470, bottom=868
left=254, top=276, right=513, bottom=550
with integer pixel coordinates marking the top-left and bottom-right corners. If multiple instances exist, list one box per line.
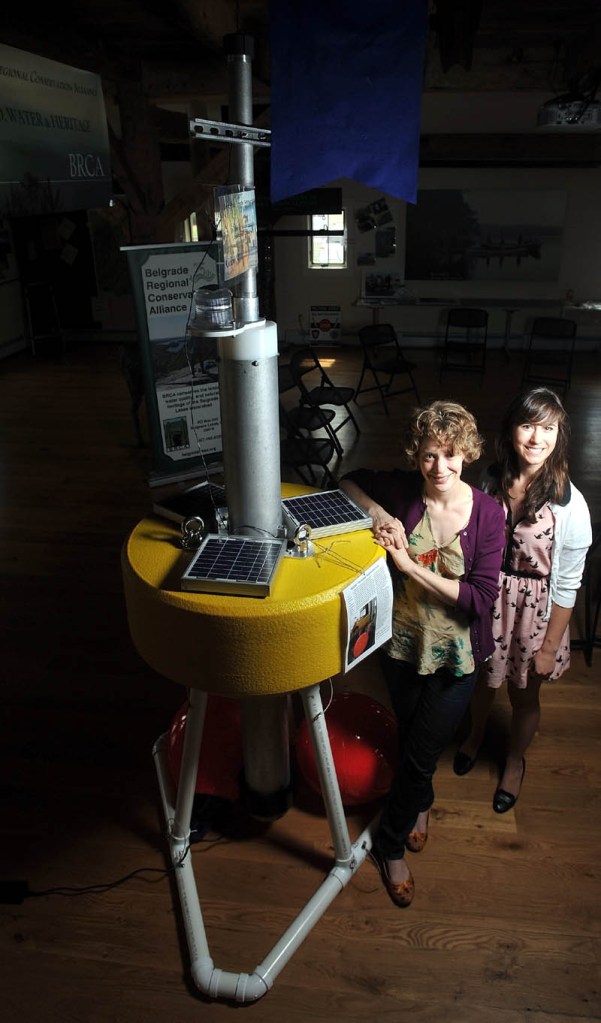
left=341, top=400, right=505, bottom=909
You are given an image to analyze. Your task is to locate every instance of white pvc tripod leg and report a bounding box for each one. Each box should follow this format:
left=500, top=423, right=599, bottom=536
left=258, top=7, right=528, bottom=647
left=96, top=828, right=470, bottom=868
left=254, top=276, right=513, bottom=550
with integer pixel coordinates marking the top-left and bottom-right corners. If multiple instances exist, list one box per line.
left=299, top=684, right=353, bottom=865
left=153, top=689, right=213, bottom=974
left=153, top=682, right=377, bottom=1004
left=171, top=688, right=207, bottom=842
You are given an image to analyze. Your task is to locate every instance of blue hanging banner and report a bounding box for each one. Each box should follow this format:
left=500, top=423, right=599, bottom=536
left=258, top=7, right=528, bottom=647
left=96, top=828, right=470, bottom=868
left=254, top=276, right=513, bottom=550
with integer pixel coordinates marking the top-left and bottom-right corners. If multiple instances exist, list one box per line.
left=269, top=1, right=429, bottom=206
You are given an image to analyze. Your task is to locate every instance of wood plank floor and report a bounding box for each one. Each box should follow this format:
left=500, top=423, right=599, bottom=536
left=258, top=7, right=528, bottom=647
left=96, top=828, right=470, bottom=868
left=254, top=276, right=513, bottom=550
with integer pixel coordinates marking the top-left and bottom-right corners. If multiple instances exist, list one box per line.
left=1, top=340, right=600, bottom=1022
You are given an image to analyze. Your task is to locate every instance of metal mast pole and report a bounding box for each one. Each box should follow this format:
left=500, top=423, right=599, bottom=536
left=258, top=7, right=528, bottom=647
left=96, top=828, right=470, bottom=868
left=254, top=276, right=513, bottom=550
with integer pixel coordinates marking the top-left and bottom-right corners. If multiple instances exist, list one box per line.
left=218, top=32, right=282, bottom=542
left=219, top=34, right=289, bottom=819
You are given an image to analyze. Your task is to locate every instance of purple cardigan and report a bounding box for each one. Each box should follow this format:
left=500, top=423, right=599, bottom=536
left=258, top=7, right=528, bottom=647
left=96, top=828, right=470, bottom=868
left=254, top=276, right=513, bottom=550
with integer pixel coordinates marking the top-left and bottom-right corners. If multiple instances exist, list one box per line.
left=343, top=468, right=506, bottom=666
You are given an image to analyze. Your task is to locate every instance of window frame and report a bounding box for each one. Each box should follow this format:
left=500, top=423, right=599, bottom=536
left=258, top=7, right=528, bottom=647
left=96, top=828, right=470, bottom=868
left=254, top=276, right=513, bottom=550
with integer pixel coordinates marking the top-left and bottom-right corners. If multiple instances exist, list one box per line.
left=308, top=210, right=347, bottom=269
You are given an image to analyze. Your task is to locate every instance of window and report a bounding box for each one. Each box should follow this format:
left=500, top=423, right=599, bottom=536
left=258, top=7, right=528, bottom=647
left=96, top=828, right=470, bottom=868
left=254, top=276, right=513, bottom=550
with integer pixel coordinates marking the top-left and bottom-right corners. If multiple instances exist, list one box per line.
left=308, top=211, right=346, bottom=268
left=183, top=211, right=199, bottom=242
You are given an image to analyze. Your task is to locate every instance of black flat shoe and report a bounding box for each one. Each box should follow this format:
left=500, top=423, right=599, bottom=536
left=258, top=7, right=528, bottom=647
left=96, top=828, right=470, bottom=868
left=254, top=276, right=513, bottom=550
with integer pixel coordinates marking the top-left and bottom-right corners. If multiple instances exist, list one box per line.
left=453, top=750, right=477, bottom=776
left=493, top=758, right=526, bottom=814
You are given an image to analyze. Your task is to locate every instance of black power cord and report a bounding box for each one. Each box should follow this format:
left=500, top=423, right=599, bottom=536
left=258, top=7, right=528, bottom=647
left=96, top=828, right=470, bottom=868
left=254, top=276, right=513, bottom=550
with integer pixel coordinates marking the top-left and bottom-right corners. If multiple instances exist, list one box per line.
left=0, top=846, right=192, bottom=905
left=0, top=795, right=244, bottom=905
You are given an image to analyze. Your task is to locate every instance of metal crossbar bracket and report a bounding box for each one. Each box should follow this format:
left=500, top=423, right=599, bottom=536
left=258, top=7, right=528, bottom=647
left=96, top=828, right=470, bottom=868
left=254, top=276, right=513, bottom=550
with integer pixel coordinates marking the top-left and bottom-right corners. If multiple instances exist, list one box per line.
left=189, top=117, right=271, bottom=147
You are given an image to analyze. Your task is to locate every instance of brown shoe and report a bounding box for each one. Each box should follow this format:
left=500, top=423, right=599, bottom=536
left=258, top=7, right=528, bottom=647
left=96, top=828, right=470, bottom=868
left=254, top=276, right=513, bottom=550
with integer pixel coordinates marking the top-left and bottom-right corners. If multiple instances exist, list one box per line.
left=371, top=851, right=415, bottom=908
left=406, top=811, right=429, bottom=854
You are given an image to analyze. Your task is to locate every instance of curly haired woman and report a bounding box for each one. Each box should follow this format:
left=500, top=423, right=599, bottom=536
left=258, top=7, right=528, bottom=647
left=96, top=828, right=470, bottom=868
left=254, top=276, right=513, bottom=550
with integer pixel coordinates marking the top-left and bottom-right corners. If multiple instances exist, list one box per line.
left=341, top=400, right=505, bottom=908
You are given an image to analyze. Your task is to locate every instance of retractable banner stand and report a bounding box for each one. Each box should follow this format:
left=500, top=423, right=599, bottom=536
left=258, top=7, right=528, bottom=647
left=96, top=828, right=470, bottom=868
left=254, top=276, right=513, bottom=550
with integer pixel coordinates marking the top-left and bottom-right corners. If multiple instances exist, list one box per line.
left=269, top=0, right=429, bottom=205
left=124, top=242, right=222, bottom=485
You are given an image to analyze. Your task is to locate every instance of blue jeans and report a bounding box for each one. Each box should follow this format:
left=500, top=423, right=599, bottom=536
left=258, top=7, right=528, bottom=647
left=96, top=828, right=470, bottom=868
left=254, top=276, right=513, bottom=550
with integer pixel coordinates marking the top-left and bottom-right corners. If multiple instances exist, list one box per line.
left=376, top=653, right=476, bottom=860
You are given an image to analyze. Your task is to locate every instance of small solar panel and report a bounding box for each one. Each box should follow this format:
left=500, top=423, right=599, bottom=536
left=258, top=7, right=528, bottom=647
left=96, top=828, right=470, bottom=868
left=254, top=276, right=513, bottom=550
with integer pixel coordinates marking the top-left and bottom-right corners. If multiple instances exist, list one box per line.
left=181, top=534, right=287, bottom=597
left=281, top=489, right=372, bottom=539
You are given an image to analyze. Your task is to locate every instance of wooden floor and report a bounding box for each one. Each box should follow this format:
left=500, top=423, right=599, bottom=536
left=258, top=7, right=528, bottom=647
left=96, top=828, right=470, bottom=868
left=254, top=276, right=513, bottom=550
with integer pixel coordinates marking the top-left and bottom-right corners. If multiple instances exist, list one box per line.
left=1, top=339, right=600, bottom=1022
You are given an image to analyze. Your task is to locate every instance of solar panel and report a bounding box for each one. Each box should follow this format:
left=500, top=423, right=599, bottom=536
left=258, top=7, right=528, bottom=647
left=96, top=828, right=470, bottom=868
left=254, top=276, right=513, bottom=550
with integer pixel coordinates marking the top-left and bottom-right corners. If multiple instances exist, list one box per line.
left=281, top=489, right=372, bottom=539
left=181, top=534, right=287, bottom=597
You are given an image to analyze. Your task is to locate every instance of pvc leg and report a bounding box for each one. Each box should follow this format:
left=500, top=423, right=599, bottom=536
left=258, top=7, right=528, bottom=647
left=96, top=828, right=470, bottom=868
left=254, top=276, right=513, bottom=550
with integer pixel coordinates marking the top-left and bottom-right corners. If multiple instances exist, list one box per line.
left=300, top=684, right=353, bottom=865
left=172, top=688, right=207, bottom=842
left=151, top=681, right=377, bottom=1004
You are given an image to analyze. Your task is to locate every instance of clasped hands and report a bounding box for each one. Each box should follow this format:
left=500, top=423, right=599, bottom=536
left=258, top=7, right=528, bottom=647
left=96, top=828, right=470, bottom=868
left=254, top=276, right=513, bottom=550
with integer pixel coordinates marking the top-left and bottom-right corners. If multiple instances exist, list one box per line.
left=372, top=516, right=412, bottom=571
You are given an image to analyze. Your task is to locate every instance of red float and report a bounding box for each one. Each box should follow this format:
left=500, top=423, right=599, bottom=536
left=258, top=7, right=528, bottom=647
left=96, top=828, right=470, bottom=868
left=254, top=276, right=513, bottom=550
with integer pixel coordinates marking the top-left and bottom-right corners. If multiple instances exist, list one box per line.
left=294, top=691, right=398, bottom=807
left=167, top=695, right=244, bottom=803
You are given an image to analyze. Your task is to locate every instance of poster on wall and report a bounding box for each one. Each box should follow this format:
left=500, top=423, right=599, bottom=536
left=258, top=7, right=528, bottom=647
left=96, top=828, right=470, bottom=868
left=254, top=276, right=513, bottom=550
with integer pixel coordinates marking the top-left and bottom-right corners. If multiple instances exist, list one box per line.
left=361, top=270, right=407, bottom=303
left=124, top=242, right=222, bottom=485
left=0, top=43, right=111, bottom=216
left=405, top=189, right=566, bottom=282
left=309, top=305, right=341, bottom=341
left=354, top=195, right=398, bottom=268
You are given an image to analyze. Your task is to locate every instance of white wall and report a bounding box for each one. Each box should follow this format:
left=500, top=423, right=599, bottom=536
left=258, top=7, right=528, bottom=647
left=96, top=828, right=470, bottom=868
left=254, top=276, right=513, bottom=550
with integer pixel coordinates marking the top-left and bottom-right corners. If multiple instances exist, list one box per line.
left=273, top=163, right=601, bottom=348
left=273, top=84, right=601, bottom=348
left=420, top=91, right=553, bottom=134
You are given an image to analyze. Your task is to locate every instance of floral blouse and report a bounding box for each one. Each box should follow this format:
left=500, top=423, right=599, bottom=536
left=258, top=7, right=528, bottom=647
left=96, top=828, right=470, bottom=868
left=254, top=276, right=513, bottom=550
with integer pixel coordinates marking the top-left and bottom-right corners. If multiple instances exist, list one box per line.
left=386, top=509, right=475, bottom=677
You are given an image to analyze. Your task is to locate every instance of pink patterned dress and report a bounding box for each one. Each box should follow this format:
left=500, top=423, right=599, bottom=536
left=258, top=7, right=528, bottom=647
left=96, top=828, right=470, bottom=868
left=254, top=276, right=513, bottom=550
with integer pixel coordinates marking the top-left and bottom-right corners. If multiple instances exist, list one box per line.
left=484, top=502, right=570, bottom=689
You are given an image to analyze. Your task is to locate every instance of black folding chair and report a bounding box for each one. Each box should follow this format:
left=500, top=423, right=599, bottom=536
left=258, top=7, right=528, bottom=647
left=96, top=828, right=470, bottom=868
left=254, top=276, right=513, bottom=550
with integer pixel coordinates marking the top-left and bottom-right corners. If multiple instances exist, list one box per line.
left=289, top=347, right=360, bottom=455
left=279, top=404, right=338, bottom=488
left=440, top=307, right=488, bottom=378
left=282, top=401, right=340, bottom=452
left=25, top=281, right=66, bottom=356
left=356, top=323, right=420, bottom=414
left=522, top=316, right=577, bottom=397
left=571, top=521, right=601, bottom=667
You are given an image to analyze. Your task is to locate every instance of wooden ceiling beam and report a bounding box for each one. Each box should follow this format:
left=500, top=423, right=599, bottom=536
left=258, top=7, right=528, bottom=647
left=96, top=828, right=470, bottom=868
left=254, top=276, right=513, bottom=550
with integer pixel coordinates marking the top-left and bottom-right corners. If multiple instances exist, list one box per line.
left=420, top=132, right=601, bottom=165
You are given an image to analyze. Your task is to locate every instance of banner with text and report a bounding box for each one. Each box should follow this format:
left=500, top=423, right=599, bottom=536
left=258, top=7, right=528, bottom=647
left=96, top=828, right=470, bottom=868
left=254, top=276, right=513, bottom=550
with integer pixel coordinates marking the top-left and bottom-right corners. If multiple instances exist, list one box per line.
left=124, top=242, right=222, bottom=485
left=0, top=43, right=111, bottom=215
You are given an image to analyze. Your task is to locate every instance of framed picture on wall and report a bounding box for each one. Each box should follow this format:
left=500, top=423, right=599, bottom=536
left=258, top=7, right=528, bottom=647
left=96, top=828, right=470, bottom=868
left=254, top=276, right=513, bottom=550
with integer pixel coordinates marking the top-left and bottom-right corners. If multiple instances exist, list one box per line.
left=405, top=189, right=566, bottom=282
left=361, top=270, right=406, bottom=301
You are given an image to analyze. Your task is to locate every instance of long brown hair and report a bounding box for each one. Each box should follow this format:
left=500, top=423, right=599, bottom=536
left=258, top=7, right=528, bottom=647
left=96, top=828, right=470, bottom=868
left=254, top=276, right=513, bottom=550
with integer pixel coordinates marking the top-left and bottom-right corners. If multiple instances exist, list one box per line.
left=495, top=387, right=570, bottom=521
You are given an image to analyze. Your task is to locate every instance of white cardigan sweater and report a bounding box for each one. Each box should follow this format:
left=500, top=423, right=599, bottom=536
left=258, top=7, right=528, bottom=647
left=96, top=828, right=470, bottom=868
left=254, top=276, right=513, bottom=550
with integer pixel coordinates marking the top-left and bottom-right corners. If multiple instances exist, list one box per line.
left=483, top=473, right=592, bottom=620
left=546, top=481, right=592, bottom=616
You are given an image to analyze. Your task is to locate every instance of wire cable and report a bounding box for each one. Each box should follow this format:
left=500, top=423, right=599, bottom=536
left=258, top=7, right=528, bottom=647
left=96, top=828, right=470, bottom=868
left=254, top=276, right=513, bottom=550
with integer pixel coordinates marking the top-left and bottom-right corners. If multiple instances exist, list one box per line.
left=3, top=845, right=192, bottom=903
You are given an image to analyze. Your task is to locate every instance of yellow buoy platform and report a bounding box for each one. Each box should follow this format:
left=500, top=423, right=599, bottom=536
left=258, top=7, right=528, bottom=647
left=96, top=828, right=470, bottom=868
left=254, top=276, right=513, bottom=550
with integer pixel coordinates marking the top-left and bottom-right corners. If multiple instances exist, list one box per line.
left=121, top=484, right=383, bottom=697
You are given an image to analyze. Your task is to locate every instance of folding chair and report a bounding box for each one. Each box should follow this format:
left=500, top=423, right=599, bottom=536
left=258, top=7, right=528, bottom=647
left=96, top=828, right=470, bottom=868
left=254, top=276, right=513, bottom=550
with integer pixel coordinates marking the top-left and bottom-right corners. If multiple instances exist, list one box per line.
left=280, top=434, right=338, bottom=489
left=289, top=347, right=360, bottom=456
left=522, top=316, right=577, bottom=397
left=279, top=403, right=338, bottom=487
left=25, top=281, right=66, bottom=356
left=440, top=307, right=488, bottom=378
left=571, top=521, right=601, bottom=667
left=356, top=323, right=421, bottom=414
left=282, top=401, right=339, bottom=453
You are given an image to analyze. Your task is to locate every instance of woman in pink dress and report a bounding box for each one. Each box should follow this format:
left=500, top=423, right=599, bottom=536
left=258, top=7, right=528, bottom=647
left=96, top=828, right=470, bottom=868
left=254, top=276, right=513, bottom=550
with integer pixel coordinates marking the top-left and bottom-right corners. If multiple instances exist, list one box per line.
left=454, top=387, right=592, bottom=812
